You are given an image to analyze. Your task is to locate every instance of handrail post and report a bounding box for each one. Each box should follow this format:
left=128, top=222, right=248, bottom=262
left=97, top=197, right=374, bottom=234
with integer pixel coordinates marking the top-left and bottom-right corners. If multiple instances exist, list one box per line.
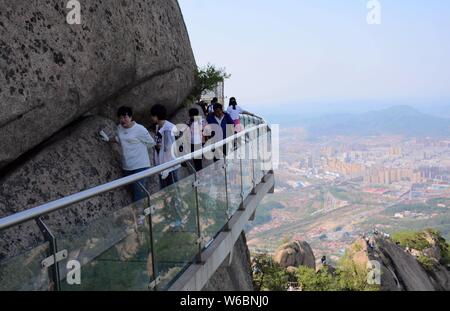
left=251, top=128, right=257, bottom=195
left=136, top=182, right=158, bottom=290
left=35, top=217, right=61, bottom=291
left=185, top=162, right=204, bottom=264
left=262, top=125, right=267, bottom=176
left=223, top=143, right=231, bottom=232
left=239, top=134, right=245, bottom=211
left=257, top=126, right=262, bottom=184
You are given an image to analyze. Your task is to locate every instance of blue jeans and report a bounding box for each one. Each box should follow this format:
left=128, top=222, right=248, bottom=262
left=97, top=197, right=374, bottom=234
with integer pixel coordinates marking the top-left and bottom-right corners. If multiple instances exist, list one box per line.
left=123, top=167, right=150, bottom=203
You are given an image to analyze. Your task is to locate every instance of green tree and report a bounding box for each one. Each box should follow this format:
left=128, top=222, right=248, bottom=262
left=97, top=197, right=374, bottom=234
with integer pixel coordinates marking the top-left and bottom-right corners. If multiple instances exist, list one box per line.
left=296, top=266, right=339, bottom=291
left=190, top=64, right=231, bottom=99
left=252, top=254, right=289, bottom=291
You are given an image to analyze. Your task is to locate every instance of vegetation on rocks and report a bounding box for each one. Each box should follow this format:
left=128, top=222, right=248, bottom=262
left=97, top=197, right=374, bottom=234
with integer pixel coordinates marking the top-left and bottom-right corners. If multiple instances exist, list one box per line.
left=392, top=229, right=450, bottom=270
left=252, top=252, right=380, bottom=291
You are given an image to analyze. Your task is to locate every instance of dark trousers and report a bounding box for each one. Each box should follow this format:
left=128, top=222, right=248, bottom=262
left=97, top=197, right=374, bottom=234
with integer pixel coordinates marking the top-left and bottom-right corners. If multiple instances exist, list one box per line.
left=123, top=167, right=150, bottom=203
left=191, top=143, right=203, bottom=171
left=159, top=169, right=180, bottom=190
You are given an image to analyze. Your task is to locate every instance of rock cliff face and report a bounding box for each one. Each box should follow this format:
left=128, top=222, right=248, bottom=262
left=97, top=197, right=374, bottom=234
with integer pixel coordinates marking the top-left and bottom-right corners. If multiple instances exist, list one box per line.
left=202, top=232, right=255, bottom=291
left=347, top=233, right=450, bottom=291
left=0, top=0, right=196, bottom=169
left=0, top=0, right=196, bottom=259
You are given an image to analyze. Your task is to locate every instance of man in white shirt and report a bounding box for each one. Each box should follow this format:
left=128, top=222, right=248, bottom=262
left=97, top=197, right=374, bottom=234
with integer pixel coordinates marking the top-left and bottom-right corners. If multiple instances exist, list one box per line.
left=150, top=104, right=185, bottom=229
left=99, top=106, right=155, bottom=203
left=188, top=108, right=206, bottom=171
left=150, top=104, right=181, bottom=189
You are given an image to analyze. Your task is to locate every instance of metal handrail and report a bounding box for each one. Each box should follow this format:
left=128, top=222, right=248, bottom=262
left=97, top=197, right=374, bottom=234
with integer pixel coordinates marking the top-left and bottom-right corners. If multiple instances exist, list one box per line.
left=0, top=120, right=268, bottom=231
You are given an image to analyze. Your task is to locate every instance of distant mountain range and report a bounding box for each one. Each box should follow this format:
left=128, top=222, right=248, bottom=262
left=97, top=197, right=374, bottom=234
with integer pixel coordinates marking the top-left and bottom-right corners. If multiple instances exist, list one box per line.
left=299, top=105, right=450, bottom=138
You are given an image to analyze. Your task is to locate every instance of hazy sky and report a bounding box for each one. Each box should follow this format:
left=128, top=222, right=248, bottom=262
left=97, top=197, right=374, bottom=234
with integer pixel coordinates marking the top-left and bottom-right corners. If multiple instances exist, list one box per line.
left=179, top=0, right=450, bottom=117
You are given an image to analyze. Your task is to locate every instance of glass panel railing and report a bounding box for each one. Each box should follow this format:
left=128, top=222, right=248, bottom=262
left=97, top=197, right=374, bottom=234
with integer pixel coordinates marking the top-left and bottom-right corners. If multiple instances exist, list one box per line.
left=51, top=198, right=153, bottom=291
left=0, top=220, right=51, bottom=291
left=0, top=122, right=272, bottom=292
left=226, top=143, right=243, bottom=217
left=241, top=151, right=254, bottom=199
left=254, top=129, right=265, bottom=184
left=261, top=129, right=273, bottom=173
left=150, top=174, right=198, bottom=290
left=197, top=160, right=228, bottom=246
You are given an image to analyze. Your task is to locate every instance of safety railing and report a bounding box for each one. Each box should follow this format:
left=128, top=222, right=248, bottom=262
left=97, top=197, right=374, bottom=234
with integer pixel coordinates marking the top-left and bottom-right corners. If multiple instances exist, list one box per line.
left=0, top=114, right=273, bottom=291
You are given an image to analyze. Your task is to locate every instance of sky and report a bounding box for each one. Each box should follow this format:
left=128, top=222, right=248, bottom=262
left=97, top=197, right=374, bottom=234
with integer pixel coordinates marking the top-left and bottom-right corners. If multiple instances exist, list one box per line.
left=179, top=0, right=450, bottom=119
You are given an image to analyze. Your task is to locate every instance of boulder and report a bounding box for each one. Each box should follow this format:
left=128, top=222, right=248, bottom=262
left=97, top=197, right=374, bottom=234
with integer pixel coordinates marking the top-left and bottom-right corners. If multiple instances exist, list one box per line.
left=0, top=0, right=196, bottom=168
left=349, top=238, right=370, bottom=267
left=273, top=240, right=316, bottom=270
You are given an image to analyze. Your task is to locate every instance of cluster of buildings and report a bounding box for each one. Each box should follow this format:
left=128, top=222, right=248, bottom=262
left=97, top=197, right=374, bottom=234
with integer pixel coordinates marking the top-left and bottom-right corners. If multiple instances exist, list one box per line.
left=304, top=138, right=450, bottom=187
left=363, top=168, right=423, bottom=184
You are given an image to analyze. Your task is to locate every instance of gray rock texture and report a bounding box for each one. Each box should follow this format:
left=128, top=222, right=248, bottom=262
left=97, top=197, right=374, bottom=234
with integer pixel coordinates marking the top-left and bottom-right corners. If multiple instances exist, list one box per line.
left=273, top=240, right=316, bottom=270
left=374, top=238, right=436, bottom=291
left=0, top=0, right=196, bottom=261
left=0, top=0, right=196, bottom=168
left=202, top=232, right=255, bottom=291
left=350, top=236, right=450, bottom=291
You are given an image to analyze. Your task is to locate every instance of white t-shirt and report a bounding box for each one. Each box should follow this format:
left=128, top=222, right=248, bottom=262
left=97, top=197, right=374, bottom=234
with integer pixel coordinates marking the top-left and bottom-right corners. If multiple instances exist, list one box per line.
left=154, top=121, right=181, bottom=173
left=227, top=105, right=244, bottom=121
left=117, top=123, right=155, bottom=171
left=215, top=115, right=225, bottom=125
left=190, top=118, right=206, bottom=145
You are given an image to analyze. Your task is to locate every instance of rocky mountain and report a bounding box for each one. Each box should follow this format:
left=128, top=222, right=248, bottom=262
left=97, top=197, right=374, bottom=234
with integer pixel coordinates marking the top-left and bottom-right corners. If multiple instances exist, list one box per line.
left=254, top=230, right=450, bottom=291
left=0, top=0, right=196, bottom=259
left=363, top=230, right=450, bottom=291
left=314, top=229, right=450, bottom=291
left=0, top=0, right=196, bottom=169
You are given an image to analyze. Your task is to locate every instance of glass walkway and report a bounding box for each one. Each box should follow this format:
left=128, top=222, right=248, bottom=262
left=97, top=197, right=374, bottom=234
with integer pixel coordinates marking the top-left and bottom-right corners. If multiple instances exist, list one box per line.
left=0, top=115, right=274, bottom=291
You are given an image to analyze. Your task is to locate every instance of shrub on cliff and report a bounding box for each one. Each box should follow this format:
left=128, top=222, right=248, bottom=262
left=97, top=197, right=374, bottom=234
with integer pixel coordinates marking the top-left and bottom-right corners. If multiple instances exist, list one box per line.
left=335, top=253, right=380, bottom=291
left=190, top=64, right=231, bottom=100
left=392, top=229, right=450, bottom=269
left=296, top=266, right=339, bottom=291
left=252, top=254, right=290, bottom=291
left=392, top=230, right=433, bottom=251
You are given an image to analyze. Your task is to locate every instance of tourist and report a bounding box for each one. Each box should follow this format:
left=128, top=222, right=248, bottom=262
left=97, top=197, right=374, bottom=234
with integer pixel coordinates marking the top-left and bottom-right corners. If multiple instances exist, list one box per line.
left=206, top=103, right=235, bottom=161
left=99, top=106, right=155, bottom=203
left=369, top=239, right=376, bottom=250
left=226, top=97, right=255, bottom=132
left=188, top=108, right=207, bottom=171
left=207, top=97, right=218, bottom=115
left=150, top=104, right=181, bottom=189
left=199, top=101, right=208, bottom=116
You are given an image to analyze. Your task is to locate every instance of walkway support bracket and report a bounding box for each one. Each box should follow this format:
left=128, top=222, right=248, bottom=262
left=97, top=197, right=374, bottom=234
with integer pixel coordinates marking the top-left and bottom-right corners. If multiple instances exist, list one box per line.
left=168, top=171, right=275, bottom=291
